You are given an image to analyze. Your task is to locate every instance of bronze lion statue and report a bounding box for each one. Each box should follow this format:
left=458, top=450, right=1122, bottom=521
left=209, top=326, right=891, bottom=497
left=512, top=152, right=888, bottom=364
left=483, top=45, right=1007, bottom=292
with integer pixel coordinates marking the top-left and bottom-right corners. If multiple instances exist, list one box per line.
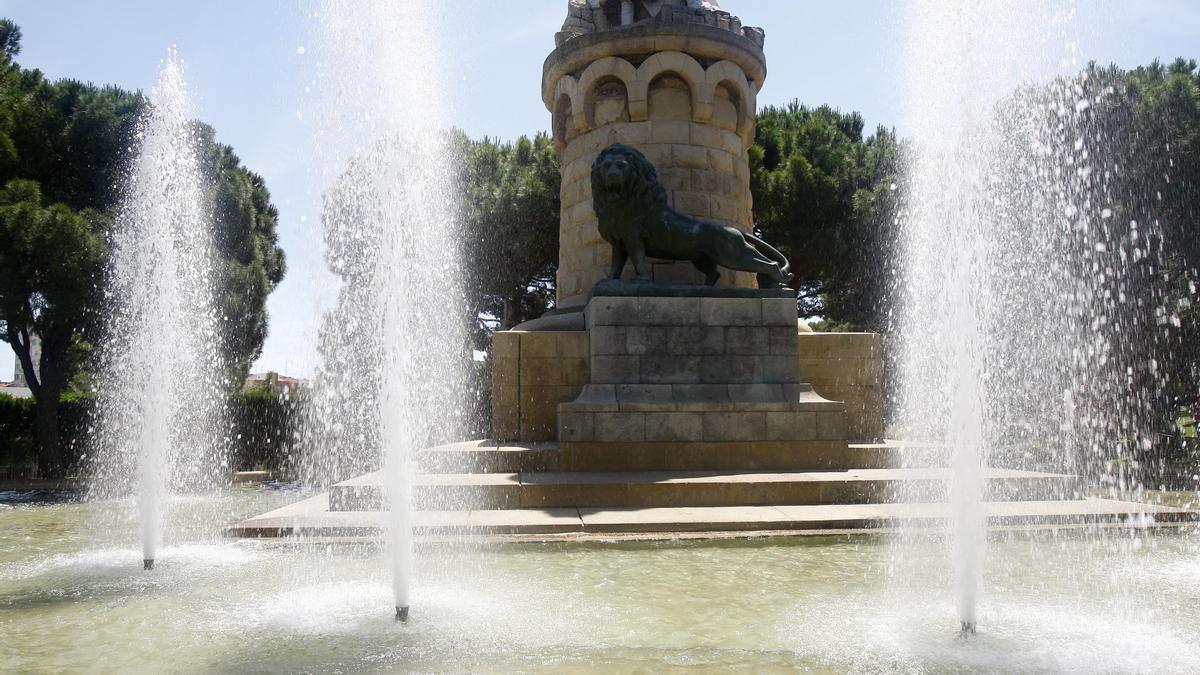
left=590, top=143, right=792, bottom=288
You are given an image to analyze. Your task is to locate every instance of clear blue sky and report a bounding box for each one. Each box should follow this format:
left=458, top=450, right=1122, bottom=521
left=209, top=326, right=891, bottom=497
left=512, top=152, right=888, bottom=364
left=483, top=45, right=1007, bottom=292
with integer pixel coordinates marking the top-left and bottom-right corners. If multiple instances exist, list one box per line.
left=1, top=1, right=1198, bottom=380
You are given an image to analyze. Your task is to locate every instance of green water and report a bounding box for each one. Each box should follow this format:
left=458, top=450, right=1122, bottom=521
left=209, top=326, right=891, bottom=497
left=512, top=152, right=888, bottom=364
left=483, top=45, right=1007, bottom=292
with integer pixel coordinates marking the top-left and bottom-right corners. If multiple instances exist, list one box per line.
left=2, top=489, right=1198, bottom=673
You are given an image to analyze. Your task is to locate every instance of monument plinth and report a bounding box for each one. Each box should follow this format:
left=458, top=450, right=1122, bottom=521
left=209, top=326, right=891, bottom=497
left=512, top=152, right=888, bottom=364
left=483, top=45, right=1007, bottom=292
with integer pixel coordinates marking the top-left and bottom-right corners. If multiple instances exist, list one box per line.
left=555, top=292, right=852, bottom=471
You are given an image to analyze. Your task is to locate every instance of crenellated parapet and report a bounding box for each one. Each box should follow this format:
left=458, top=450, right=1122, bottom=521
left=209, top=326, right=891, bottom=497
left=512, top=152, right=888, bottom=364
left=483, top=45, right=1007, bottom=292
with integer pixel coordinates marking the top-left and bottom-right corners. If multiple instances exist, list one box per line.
left=556, top=0, right=765, bottom=50
left=544, top=1, right=767, bottom=303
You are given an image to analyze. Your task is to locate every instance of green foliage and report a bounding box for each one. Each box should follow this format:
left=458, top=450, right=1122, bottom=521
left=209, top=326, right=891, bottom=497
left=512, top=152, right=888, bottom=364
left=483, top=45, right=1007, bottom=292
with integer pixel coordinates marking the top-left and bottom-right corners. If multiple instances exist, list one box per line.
left=750, top=103, right=902, bottom=330
left=227, top=390, right=299, bottom=472
left=0, top=21, right=285, bottom=474
left=0, top=393, right=34, bottom=466
left=1067, top=60, right=1200, bottom=459
left=457, top=131, right=560, bottom=338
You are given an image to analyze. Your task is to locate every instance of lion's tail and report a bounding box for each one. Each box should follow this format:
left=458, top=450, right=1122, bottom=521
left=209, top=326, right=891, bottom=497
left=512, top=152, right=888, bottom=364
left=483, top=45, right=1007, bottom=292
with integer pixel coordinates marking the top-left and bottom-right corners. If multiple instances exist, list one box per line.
left=744, top=232, right=792, bottom=279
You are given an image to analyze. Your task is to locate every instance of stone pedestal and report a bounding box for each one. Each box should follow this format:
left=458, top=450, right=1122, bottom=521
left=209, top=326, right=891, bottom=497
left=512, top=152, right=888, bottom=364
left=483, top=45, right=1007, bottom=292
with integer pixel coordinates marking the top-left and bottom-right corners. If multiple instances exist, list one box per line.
left=557, top=293, right=848, bottom=468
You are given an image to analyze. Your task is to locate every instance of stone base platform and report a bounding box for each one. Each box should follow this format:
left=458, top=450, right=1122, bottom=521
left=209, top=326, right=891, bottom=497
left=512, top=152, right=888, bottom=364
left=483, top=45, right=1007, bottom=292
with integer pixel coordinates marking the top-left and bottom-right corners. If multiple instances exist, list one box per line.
left=228, top=494, right=1198, bottom=539
left=413, top=439, right=939, bottom=473
left=324, top=465, right=1083, bottom=512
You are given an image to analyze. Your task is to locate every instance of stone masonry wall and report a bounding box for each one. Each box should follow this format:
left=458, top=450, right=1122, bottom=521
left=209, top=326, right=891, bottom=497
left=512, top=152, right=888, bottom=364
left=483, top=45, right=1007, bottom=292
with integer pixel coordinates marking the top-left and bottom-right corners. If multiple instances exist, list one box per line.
left=491, top=331, right=589, bottom=441
left=797, top=333, right=884, bottom=441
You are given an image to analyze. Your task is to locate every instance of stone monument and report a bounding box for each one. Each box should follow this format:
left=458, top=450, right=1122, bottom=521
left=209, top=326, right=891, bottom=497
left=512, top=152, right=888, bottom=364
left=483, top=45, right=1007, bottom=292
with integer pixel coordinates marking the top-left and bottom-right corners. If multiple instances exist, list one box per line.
left=490, top=0, right=884, bottom=444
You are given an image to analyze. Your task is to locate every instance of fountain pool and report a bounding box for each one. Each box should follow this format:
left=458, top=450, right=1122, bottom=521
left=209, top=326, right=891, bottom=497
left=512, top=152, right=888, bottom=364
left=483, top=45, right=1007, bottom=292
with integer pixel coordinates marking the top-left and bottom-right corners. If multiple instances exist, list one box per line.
left=2, top=491, right=1198, bottom=672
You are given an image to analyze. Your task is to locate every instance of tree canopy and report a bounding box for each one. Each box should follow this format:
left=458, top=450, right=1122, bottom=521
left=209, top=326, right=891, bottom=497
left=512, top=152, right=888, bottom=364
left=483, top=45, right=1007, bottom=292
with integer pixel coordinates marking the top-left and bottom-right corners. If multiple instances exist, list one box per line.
left=749, top=103, right=902, bottom=331
left=0, top=20, right=285, bottom=474
left=457, top=132, right=560, bottom=339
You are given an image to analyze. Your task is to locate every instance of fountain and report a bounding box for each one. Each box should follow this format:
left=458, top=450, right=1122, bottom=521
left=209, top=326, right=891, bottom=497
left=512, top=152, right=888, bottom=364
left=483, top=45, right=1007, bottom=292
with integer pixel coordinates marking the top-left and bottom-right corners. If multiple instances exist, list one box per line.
left=895, top=0, right=1188, bottom=635
left=304, top=0, right=465, bottom=621
left=89, top=50, right=226, bottom=571
left=2, top=2, right=1198, bottom=671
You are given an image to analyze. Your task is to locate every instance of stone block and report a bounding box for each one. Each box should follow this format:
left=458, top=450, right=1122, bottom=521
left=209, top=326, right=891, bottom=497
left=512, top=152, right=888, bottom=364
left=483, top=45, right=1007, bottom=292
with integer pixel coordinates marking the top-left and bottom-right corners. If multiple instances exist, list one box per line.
left=711, top=195, right=738, bottom=221
left=702, top=411, right=766, bottom=441
left=520, top=332, right=558, bottom=358
left=569, top=383, right=619, bottom=411
left=521, top=386, right=568, bottom=440
left=492, top=357, right=518, bottom=387
left=700, top=355, right=761, bottom=384
left=615, top=384, right=676, bottom=411
left=675, top=144, right=710, bottom=169
left=690, top=122, right=722, bottom=150
left=491, top=385, right=519, bottom=440
left=594, top=412, right=645, bottom=442
left=639, top=297, right=701, bottom=324
left=556, top=332, right=589, bottom=359
left=558, top=411, right=594, bottom=442
left=521, top=357, right=564, bottom=386
left=817, top=412, right=847, bottom=441
left=493, top=331, right=520, bottom=360
left=591, top=355, right=640, bottom=384
left=705, top=147, right=734, bottom=174
left=667, top=325, right=724, bottom=355
left=725, top=326, right=768, bottom=354
left=674, top=191, right=710, bottom=217
left=588, top=297, right=642, bottom=326
left=673, top=384, right=731, bottom=407
left=761, top=298, right=798, bottom=326
left=560, top=358, right=590, bottom=386
left=700, top=298, right=761, bottom=326
left=644, top=412, right=704, bottom=442
left=768, top=327, right=799, bottom=355
left=623, top=326, right=656, bottom=355
left=591, top=326, right=629, bottom=355
left=609, top=122, right=651, bottom=145
left=657, top=168, right=691, bottom=191
left=765, top=412, right=799, bottom=441
left=762, top=355, right=800, bottom=384
left=722, top=129, right=744, bottom=155
left=727, top=383, right=784, bottom=402
left=641, top=355, right=702, bottom=383
left=652, top=119, right=691, bottom=144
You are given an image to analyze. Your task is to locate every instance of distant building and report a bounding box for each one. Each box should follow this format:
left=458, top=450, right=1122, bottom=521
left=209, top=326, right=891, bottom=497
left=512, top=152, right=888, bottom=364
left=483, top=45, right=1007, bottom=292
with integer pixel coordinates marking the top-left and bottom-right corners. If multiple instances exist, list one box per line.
left=243, top=372, right=308, bottom=396
left=10, top=333, right=40, bottom=388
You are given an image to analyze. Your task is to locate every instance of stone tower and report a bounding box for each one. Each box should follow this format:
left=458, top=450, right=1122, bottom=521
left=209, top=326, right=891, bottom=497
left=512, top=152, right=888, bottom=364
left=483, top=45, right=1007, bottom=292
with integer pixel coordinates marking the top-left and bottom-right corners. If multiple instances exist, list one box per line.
left=544, top=0, right=767, bottom=306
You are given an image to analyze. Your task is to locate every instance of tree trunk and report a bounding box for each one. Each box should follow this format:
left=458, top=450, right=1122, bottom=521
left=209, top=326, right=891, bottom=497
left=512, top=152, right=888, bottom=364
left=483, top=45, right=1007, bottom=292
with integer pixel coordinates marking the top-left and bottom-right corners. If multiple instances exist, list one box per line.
left=501, top=296, right=522, bottom=331
left=34, top=379, right=63, bottom=478
left=32, top=328, right=69, bottom=479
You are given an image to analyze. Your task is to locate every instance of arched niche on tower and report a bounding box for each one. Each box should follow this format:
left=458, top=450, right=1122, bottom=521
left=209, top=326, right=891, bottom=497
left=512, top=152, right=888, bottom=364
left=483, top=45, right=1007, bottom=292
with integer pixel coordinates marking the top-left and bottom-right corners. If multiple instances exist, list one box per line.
left=704, top=60, right=755, bottom=137
left=647, top=73, right=693, bottom=120
left=712, top=82, right=741, bottom=131
left=588, top=77, right=630, bottom=127
left=553, top=94, right=575, bottom=149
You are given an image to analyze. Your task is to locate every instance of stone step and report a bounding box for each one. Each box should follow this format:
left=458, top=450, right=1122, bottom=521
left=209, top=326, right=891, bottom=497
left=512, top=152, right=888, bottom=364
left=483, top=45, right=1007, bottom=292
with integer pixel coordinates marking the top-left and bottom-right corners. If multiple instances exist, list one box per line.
left=328, top=467, right=1083, bottom=511
left=417, top=439, right=944, bottom=473
left=227, top=496, right=1199, bottom=539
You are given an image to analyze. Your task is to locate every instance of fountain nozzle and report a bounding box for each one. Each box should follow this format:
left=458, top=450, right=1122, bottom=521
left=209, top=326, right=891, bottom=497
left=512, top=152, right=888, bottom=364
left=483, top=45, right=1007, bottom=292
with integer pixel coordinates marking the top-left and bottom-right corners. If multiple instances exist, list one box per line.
left=143, top=559, right=154, bottom=571
left=396, top=606, right=409, bottom=623
left=958, top=620, right=976, bottom=637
